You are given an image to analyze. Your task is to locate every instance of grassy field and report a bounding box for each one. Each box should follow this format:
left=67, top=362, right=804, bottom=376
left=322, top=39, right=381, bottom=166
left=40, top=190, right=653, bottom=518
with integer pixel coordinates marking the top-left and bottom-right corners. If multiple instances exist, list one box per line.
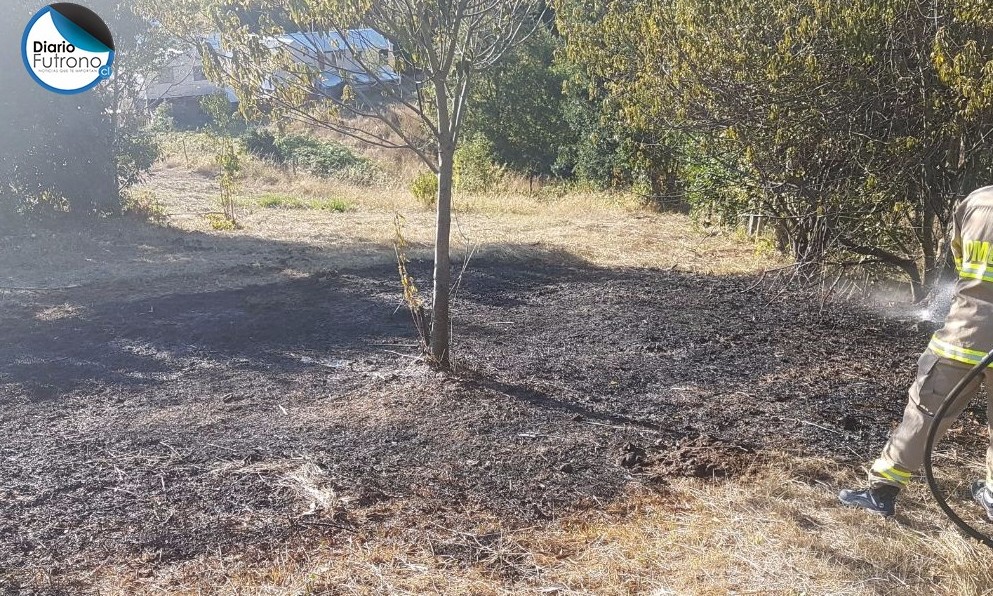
left=5, top=133, right=993, bottom=595
left=149, top=131, right=778, bottom=275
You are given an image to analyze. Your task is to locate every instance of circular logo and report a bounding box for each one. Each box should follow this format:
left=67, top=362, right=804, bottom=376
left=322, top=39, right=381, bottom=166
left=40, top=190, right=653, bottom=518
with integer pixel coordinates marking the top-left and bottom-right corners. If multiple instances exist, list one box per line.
left=21, top=3, right=115, bottom=95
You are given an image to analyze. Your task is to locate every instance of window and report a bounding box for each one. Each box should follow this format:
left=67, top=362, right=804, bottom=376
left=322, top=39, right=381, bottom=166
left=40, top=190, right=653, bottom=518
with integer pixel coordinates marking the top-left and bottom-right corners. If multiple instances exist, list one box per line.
left=193, top=67, right=207, bottom=82
left=379, top=49, right=390, bottom=64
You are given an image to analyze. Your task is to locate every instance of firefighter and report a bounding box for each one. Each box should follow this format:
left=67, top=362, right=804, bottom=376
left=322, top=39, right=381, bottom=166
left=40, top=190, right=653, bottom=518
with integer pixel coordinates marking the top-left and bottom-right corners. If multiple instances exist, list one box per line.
left=840, top=185, right=993, bottom=518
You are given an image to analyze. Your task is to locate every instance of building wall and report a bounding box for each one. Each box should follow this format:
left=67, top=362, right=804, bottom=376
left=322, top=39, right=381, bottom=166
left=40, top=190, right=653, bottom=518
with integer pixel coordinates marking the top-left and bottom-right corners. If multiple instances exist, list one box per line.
left=144, top=32, right=399, bottom=109
left=145, top=53, right=228, bottom=104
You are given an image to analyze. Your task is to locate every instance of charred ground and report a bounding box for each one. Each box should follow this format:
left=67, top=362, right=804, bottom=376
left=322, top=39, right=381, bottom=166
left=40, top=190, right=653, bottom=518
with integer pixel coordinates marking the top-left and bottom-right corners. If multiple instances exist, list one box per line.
left=1, top=221, right=970, bottom=592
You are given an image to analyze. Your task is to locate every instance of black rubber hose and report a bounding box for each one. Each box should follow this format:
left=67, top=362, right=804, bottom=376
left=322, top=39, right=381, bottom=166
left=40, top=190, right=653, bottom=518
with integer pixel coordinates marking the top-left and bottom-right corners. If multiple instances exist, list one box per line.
left=922, top=348, right=993, bottom=549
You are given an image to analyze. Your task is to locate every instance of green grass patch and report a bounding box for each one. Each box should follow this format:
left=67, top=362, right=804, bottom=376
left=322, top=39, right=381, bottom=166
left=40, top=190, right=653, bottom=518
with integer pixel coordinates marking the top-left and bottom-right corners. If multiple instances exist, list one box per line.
left=257, top=194, right=308, bottom=209
left=256, top=194, right=352, bottom=213
left=312, top=198, right=351, bottom=213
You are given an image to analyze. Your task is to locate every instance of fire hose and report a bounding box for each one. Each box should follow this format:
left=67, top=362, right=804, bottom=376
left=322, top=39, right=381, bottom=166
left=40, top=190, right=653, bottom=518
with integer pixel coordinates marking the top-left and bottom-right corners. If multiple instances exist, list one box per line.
left=922, top=348, right=993, bottom=550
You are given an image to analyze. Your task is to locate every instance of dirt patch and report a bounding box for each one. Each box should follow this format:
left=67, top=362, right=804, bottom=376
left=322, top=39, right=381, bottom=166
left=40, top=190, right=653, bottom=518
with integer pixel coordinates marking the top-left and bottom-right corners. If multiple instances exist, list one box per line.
left=650, top=434, right=757, bottom=479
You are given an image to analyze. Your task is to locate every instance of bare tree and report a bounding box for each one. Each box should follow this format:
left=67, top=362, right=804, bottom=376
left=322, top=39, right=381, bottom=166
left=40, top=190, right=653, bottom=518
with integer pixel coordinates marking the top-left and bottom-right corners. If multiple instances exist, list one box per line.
left=158, top=0, right=542, bottom=366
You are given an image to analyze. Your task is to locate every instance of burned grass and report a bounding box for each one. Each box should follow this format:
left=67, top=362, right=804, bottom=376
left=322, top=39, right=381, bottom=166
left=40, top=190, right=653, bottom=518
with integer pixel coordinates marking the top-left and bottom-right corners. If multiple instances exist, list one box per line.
left=2, top=168, right=992, bottom=594
left=2, top=245, right=981, bottom=593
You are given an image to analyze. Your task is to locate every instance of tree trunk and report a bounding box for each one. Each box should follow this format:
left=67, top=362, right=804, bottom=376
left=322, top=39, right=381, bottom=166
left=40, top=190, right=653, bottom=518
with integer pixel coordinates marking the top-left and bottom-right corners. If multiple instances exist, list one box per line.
left=908, top=268, right=925, bottom=303
left=837, top=234, right=925, bottom=301
left=917, top=188, right=940, bottom=296
left=431, top=142, right=455, bottom=366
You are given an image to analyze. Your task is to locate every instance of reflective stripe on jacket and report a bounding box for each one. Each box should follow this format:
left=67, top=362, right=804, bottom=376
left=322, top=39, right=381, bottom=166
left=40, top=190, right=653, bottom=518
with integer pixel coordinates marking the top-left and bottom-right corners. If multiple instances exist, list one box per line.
left=931, top=186, right=993, bottom=364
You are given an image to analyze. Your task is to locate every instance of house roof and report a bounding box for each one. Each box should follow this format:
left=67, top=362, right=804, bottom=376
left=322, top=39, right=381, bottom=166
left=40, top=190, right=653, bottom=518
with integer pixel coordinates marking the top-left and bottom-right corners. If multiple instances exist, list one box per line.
left=269, top=29, right=390, bottom=53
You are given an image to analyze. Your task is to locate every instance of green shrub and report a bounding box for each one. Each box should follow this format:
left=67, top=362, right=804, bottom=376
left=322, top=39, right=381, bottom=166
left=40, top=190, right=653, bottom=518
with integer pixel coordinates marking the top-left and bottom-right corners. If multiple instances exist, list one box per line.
left=257, top=194, right=307, bottom=209
left=466, top=27, right=575, bottom=177
left=122, top=189, right=167, bottom=223
left=206, top=213, right=238, bottom=230
left=680, top=140, right=752, bottom=227
left=411, top=171, right=438, bottom=207
left=273, top=133, right=318, bottom=159
left=16, top=190, right=71, bottom=219
left=149, top=103, right=175, bottom=133
left=275, top=134, right=377, bottom=183
left=237, top=130, right=378, bottom=183
left=117, top=131, right=160, bottom=191
left=312, top=198, right=351, bottom=212
left=241, top=128, right=282, bottom=162
left=454, top=134, right=502, bottom=193
left=201, top=94, right=241, bottom=135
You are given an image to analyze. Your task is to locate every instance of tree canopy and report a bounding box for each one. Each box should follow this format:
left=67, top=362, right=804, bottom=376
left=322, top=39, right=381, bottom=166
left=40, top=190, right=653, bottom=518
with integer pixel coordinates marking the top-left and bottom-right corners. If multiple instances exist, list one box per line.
left=559, top=0, right=993, bottom=299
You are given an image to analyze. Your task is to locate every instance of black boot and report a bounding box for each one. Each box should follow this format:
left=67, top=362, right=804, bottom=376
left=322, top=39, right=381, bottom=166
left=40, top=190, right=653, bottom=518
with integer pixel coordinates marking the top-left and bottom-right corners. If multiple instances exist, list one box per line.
left=971, top=480, right=993, bottom=521
left=838, top=484, right=898, bottom=517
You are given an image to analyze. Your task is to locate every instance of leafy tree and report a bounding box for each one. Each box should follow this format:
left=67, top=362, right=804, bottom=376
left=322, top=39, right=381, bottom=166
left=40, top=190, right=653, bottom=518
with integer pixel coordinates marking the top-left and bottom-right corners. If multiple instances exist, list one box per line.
left=149, top=0, right=544, bottom=366
left=466, top=26, right=574, bottom=177
left=555, top=0, right=684, bottom=203
left=0, top=1, right=161, bottom=216
left=553, top=75, right=628, bottom=185
left=97, top=1, right=168, bottom=192
left=454, top=133, right=503, bottom=192
left=560, top=0, right=993, bottom=299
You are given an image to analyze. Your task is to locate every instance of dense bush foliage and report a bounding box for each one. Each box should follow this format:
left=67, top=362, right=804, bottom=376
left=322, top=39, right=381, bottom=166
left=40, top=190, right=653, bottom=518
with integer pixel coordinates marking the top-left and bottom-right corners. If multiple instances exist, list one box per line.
left=463, top=17, right=682, bottom=201
left=0, top=3, right=117, bottom=215
left=149, top=103, right=177, bottom=133
left=558, top=0, right=993, bottom=297
left=241, top=129, right=376, bottom=182
left=241, top=128, right=281, bottom=161
left=1, top=1, right=160, bottom=217
left=280, top=135, right=377, bottom=182
left=453, top=134, right=503, bottom=194
left=466, top=27, right=575, bottom=178
left=411, top=172, right=439, bottom=208
left=117, top=131, right=161, bottom=191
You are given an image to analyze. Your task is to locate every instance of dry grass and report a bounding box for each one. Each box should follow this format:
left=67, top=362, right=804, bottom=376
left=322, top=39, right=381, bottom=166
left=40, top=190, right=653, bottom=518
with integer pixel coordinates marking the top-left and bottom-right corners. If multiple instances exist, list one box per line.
left=157, top=132, right=221, bottom=174
left=90, top=453, right=993, bottom=595
left=148, top=132, right=780, bottom=278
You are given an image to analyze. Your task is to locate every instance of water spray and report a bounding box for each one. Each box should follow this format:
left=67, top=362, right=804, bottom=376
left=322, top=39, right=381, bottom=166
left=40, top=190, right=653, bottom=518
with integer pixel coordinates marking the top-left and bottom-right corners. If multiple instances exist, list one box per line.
left=922, top=348, right=993, bottom=550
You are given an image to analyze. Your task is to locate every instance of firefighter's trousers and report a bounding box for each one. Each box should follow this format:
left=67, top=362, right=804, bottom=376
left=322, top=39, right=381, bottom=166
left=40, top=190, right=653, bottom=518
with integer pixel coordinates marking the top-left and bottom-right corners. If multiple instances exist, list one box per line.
left=870, top=349, right=993, bottom=489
